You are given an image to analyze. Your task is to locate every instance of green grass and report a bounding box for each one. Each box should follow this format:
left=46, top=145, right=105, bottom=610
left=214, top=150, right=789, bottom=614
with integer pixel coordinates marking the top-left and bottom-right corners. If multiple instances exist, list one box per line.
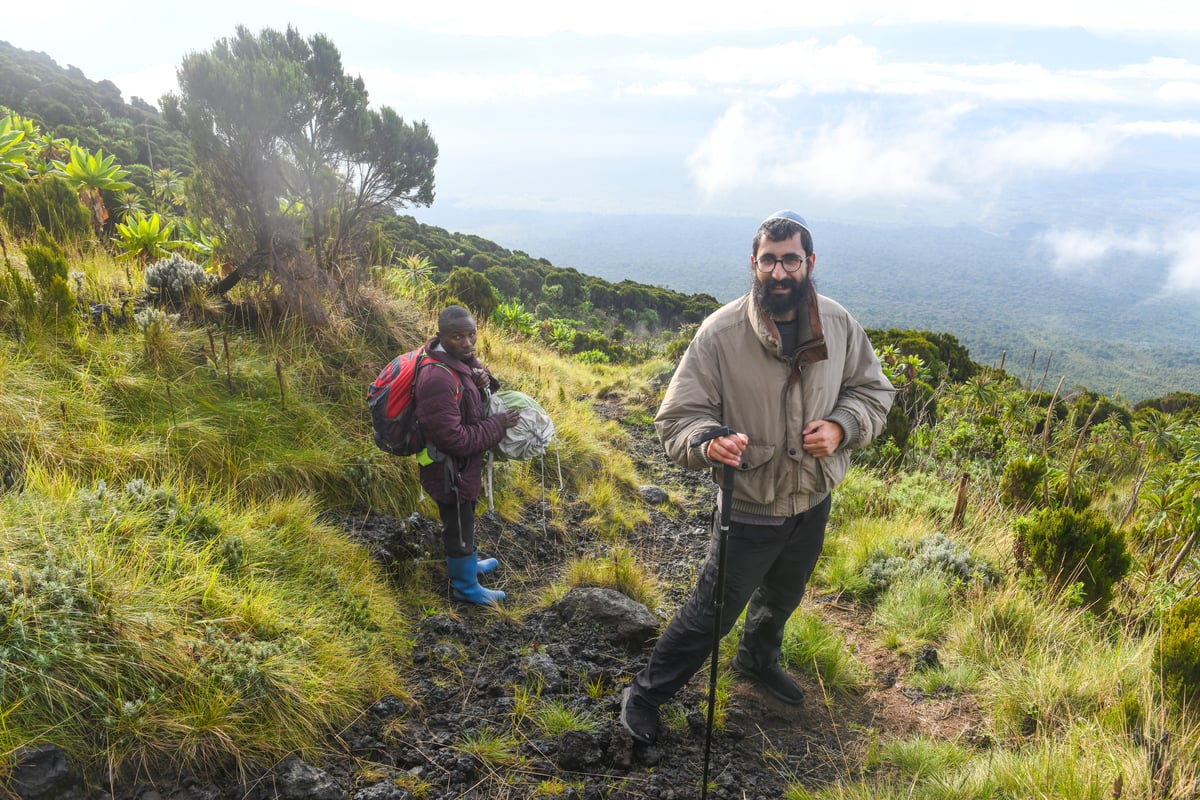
left=0, top=247, right=654, bottom=783
left=781, top=610, right=870, bottom=695
left=875, top=570, right=954, bottom=654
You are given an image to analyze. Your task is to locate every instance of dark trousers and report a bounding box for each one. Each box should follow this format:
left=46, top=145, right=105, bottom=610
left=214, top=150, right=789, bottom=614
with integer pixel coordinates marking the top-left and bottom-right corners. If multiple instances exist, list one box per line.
left=437, top=500, right=477, bottom=558
left=631, top=495, right=831, bottom=707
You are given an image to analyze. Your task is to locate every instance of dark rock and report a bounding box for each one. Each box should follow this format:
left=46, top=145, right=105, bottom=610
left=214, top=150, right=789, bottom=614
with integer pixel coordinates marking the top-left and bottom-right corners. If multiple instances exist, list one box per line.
left=638, top=485, right=670, bottom=506
left=551, top=587, right=660, bottom=648
left=914, top=644, right=940, bottom=671
left=270, top=757, right=344, bottom=800
left=352, top=780, right=412, bottom=800
left=555, top=730, right=603, bottom=770
left=9, top=744, right=85, bottom=800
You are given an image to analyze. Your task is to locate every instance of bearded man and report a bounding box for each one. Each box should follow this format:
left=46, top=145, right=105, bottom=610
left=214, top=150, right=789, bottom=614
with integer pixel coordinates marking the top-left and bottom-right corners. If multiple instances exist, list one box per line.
left=620, top=210, right=895, bottom=746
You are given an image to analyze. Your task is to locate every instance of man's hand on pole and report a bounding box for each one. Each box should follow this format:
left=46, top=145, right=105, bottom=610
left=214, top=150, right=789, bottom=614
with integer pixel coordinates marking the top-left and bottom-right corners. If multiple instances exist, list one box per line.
left=705, top=432, right=748, bottom=467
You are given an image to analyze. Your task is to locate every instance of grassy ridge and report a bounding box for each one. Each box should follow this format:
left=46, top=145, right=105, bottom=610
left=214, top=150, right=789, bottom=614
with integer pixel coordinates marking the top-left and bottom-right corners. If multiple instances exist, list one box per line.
left=0, top=245, right=649, bottom=780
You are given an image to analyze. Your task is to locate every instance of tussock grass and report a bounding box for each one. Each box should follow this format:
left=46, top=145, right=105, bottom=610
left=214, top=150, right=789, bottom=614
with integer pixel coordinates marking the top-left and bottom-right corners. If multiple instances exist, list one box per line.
left=547, top=545, right=663, bottom=610
left=875, top=570, right=954, bottom=653
left=533, top=698, right=600, bottom=735
left=0, top=472, right=407, bottom=777
left=781, top=610, right=870, bottom=695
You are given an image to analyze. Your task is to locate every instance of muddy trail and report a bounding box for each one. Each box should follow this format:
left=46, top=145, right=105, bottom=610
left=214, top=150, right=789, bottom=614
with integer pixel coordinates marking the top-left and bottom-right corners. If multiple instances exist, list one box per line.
left=96, top=402, right=981, bottom=800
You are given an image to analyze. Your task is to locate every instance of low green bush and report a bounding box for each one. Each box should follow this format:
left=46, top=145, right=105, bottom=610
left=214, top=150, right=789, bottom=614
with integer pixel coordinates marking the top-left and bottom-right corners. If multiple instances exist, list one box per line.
left=1156, top=596, right=1200, bottom=708
left=1000, top=455, right=1046, bottom=509
left=859, top=532, right=999, bottom=600
left=1013, top=507, right=1130, bottom=611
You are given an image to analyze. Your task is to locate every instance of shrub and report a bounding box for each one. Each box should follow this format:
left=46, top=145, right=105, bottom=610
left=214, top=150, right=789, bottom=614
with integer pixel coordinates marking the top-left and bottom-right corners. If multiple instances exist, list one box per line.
left=889, top=472, right=956, bottom=522
left=832, top=469, right=891, bottom=521
left=1000, top=455, right=1046, bottom=508
left=144, top=253, right=215, bottom=308
left=22, top=229, right=76, bottom=327
left=1156, top=597, right=1200, bottom=708
left=1013, top=507, right=1130, bottom=611
left=661, top=323, right=697, bottom=362
left=575, top=349, right=610, bottom=365
left=491, top=301, right=536, bottom=337
left=0, top=174, right=91, bottom=242
left=859, top=532, right=998, bottom=600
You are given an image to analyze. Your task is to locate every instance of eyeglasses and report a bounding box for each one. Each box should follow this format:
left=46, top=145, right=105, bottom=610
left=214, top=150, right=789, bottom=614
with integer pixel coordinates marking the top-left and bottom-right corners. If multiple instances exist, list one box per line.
left=754, top=253, right=808, bottom=273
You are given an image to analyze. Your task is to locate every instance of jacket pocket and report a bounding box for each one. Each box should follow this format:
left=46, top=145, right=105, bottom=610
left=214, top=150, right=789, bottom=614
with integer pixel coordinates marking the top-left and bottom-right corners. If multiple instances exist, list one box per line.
left=731, top=442, right=778, bottom=507
left=818, top=448, right=851, bottom=492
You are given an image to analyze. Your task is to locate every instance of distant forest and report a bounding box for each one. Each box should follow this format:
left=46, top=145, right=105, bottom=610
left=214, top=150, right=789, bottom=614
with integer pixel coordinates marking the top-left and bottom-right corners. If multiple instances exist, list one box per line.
left=409, top=208, right=1200, bottom=403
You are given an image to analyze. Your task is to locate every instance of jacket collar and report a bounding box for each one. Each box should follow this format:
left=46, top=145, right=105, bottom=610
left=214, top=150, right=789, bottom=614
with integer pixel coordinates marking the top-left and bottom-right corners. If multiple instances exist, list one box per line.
left=748, top=289, right=829, bottom=368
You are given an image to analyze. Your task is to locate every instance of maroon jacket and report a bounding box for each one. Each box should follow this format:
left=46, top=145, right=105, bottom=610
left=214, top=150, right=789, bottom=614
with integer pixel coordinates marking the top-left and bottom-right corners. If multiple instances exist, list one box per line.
left=413, top=336, right=508, bottom=504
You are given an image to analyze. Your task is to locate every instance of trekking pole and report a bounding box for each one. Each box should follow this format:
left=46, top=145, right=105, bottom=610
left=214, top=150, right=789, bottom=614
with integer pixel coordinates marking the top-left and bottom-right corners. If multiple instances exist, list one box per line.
left=690, top=425, right=736, bottom=800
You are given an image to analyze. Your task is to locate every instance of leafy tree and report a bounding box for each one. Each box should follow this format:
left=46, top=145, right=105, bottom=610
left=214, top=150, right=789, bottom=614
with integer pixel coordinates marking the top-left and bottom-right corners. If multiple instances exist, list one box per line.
left=162, top=25, right=438, bottom=321
left=485, top=265, right=519, bottom=299
left=444, top=267, right=498, bottom=319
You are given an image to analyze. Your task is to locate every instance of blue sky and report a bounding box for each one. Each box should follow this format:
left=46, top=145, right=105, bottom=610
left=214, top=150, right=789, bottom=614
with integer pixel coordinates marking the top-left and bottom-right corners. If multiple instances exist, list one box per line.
left=7, top=1, right=1200, bottom=294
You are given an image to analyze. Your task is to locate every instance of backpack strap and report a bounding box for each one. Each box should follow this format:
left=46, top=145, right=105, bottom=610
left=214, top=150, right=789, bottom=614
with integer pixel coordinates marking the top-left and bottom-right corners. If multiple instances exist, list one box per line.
left=417, top=353, right=462, bottom=403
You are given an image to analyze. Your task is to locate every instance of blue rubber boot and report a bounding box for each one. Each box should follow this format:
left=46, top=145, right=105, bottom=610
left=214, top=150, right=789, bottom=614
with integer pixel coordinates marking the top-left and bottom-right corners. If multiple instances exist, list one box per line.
left=447, top=554, right=505, bottom=605
left=476, top=555, right=499, bottom=575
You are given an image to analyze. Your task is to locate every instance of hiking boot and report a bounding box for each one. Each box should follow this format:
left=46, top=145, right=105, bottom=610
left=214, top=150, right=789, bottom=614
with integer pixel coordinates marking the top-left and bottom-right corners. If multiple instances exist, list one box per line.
left=620, top=687, right=660, bottom=745
left=730, top=653, right=805, bottom=705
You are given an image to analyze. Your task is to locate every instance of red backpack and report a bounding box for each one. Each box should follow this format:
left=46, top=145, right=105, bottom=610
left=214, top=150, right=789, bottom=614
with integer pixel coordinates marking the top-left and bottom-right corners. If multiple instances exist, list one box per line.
left=368, top=348, right=460, bottom=456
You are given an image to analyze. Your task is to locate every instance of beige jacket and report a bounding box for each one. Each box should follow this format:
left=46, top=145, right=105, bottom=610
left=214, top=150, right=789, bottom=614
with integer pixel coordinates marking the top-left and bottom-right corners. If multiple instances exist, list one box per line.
left=655, top=290, right=894, bottom=521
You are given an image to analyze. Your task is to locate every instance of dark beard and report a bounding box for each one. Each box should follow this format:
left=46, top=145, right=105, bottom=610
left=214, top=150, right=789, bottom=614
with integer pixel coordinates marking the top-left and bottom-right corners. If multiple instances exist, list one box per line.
left=753, top=273, right=814, bottom=317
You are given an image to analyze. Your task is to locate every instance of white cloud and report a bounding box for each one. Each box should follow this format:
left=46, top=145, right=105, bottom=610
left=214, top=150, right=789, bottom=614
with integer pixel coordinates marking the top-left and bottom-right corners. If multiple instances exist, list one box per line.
left=689, top=102, right=1158, bottom=204
left=1106, top=57, right=1200, bottom=81
left=358, top=68, right=590, bottom=103
left=1038, top=223, right=1200, bottom=294
left=973, top=123, right=1122, bottom=176
left=1164, top=224, right=1200, bottom=292
left=686, top=101, right=779, bottom=196
left=622, top=81, right=697, bottom=98
left=635, top=39, right=1194, bottom=105
left=1039, top=228, right=1157, bottom=269
left=771, top=110, right=956, bottom=202
left=1116, top=120, right=1200, bottom=137
left=1156, top=82, right=1200, bottom=103
left=323, top=0, right=1200, bottom=35
left=639, top=37, right=886, bottom=93
left=688, top=103, right=957, bottom=202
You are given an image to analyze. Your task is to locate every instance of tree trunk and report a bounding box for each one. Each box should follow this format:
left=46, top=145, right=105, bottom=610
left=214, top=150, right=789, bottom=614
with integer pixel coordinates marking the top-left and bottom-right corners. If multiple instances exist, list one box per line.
left=952, top=472, right=970, bottom=531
